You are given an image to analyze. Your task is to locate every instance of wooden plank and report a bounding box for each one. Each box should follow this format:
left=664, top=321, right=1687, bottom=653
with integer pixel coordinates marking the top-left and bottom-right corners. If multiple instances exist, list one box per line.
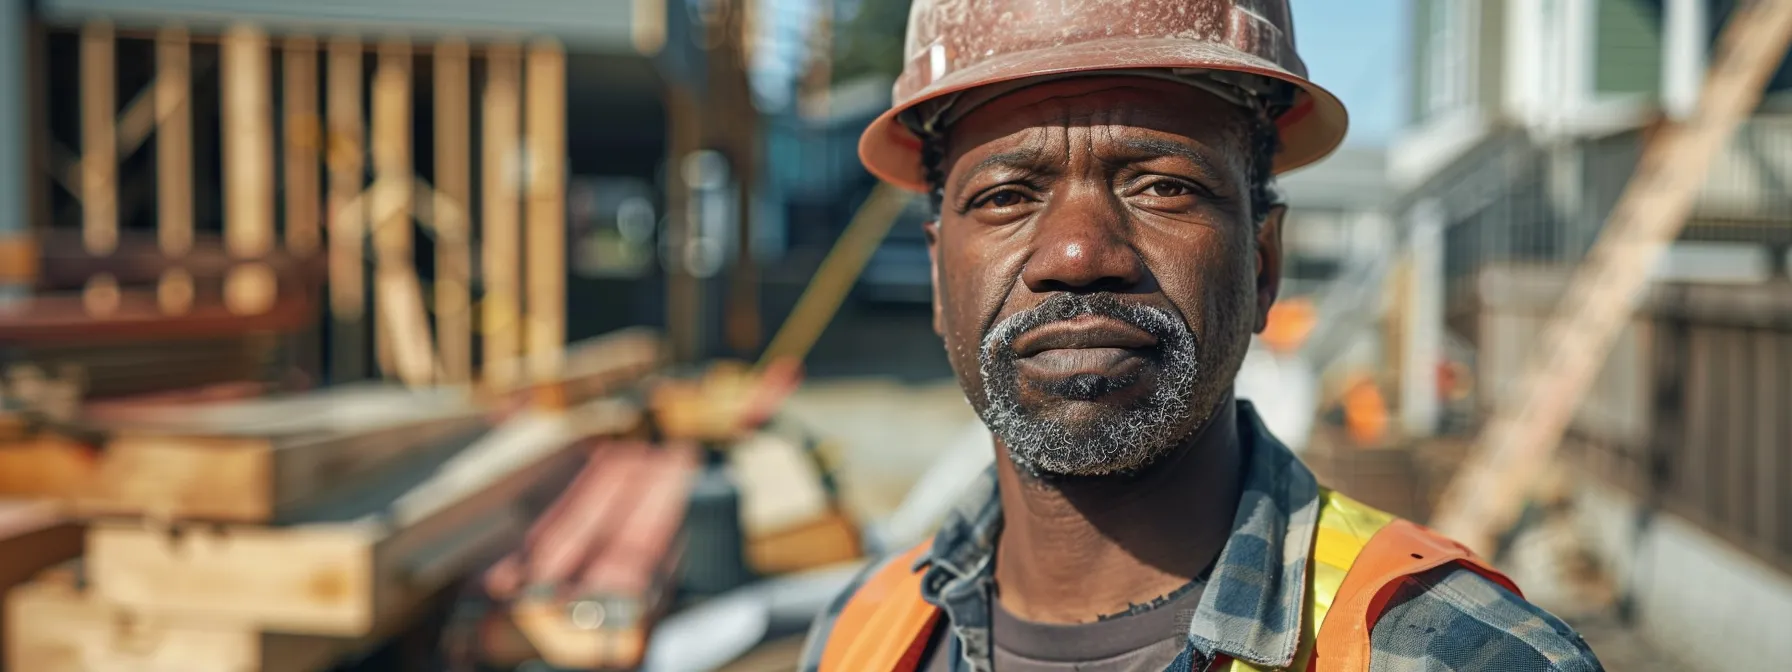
left=485, top=327, right=665, bottom=411
left=434, top=38, right=473, bottom=385
left=0, top=502, right=85, bottom=669
left=371, top=39, right=412, bottom=379
left=577, top=444, right=696, bottom=595
left=222, top=25, right=275, bottom=260
left=0, top=285, right=318, bottom=346
left=0, top=501, right=84, bottom=596
left=6, top=580, right=339, bottom=672
left=222, top=26, right=277, bottom=321
left=374, top=270, right=436, bottom=387
left=508, top=445, right=696, bottom=670
left=80, top=21, right=117, bottom=256
left=34, top=230, right=325, bottom=291
left=325, top=37, right=367, bottom=380
left=156, top=28, right=193, bottom=257
left=283, top=36, right=321, bottom=257
left=0, top=434, right=100, bottom=499
left=73, top=385, right=485, bottom=523
left=481, top=45, right=523, bottom=388
left=524, top=40, right=566, bottom=383
left=496, top=444, right=651, bottom=595
left=85, top=402, right=640, bottom=636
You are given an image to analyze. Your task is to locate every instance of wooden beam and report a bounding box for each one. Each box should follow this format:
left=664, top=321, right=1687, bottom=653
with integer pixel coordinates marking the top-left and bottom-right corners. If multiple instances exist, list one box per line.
left=221, top=25, right=276, bottom=318
left=80, top=21, right=116, bottom=256
left=509, top=444, right=697, bottom=670
left=85, top=403, right=639, bottom=637
left=376, top=268, right=438, bottom=387
left=524, top=40, right=567, bottom=384
left=0, top=501, right=83, bottom=606
left=6, top=579, right=344, bottom=672
left=758, top=183, right=910, bottom=367
left=326, top=37, right=367, bottom=381
left=663, top=85, right=700, bottom=363
left=371, top=39, right=413, bottom=379
left=481, top=45, right=523, bottom=388
left=283, top=36, right=321, bottom=257
left=69, top=387, right=486, bottom=523
left=435, top=38, right=473, bottom=385
left=483, top=327, right=666, bottom=411
left=156, top=28, right=193, bottom=258
left=0, top=270, right=320, bottom=346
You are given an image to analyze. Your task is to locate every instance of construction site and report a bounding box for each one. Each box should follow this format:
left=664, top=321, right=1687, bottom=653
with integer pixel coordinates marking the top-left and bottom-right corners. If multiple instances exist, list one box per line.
left=0, top=0, right=1789, bottom=670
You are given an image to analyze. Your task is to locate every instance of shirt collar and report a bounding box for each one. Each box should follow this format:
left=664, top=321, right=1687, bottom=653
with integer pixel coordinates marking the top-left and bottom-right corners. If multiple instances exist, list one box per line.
left=916, top=400, right=1321, bottom=669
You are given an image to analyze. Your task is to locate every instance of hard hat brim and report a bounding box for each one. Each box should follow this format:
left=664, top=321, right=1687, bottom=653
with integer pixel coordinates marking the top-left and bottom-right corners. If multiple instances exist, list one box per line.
left=858, top=37, right=1349, bottom=194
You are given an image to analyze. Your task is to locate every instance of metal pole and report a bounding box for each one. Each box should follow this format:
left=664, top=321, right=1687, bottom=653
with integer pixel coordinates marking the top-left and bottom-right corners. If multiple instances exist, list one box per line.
left=1400, top=200, right=1444, bottom=438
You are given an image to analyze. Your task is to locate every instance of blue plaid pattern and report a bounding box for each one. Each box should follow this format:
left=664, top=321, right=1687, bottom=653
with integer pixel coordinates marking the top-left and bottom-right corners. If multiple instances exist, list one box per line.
left=800, top=402, right=1605, bottom=671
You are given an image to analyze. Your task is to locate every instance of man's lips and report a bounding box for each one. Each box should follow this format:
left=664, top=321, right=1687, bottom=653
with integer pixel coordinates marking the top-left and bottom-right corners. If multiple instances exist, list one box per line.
left=1013, top=316, right=1158, bottom=357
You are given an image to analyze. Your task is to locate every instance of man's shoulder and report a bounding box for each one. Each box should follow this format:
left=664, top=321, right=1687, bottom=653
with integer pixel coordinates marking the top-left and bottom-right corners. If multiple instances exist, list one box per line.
left=1367, top=564, right=1605, bottom=672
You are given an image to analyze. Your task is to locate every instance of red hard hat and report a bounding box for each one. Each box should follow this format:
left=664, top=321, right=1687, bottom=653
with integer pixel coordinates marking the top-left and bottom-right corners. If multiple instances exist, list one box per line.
left=859, top=0, right=1349, bottom=194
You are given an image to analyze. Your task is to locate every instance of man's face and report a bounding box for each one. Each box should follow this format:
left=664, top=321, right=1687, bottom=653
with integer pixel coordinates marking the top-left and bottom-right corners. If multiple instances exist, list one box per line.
left=926, top=77, right=1285, bottom=478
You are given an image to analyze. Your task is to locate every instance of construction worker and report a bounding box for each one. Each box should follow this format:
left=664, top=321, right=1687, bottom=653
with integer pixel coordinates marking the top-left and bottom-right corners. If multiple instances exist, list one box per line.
left=799, top=1, right=1606, bottom=670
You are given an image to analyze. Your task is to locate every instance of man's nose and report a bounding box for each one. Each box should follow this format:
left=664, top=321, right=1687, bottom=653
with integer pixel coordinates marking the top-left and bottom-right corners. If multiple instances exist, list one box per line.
left=1020, top=194, right=1145, bottom=293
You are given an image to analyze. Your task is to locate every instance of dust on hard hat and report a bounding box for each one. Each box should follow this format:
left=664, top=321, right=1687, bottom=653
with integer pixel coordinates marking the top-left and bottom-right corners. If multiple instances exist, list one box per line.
left=858, top=0, right=1349, bottom=194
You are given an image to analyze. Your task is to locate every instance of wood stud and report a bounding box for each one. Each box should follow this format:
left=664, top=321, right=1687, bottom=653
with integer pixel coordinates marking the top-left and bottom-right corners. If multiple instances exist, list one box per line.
left=435, top=39, right=474, bottom=385
left=482, top=44, right=524, bottom=389
left=525, top=40, right=567, bottom=384
left=80, top=21, right=117, bottom=256
left=283, top=36, right=321, bottom=257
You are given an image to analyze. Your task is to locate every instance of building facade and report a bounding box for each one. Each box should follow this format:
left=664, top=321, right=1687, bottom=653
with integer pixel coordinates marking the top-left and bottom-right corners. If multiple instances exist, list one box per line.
left=1398, top=3, right=1792, bottom=670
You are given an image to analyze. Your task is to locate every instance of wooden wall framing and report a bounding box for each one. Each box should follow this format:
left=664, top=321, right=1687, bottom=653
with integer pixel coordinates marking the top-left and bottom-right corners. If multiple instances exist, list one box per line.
left=38, top=21, right=572, bottom=389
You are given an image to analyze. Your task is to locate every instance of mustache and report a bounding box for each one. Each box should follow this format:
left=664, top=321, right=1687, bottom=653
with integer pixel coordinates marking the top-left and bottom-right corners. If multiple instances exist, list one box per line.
left=983, top=293, right=1185, bottom=354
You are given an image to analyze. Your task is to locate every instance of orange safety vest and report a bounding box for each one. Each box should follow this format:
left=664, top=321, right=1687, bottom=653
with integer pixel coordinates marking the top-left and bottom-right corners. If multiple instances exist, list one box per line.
left=819, top=489, right=1520, bottom=672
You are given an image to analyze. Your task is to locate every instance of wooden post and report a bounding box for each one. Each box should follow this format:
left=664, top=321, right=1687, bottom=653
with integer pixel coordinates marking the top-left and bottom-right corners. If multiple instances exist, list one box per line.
left=435, top=38, right=473, bottom=385
left=284, top=36, right=321, bottom=256
left=372, top=38, right=413, bottom=379
left=327, top=37, right=367, bottom=381
left=664, top=85, right=700, bottom=363
left=482, top=44, right=523, bottom=387
left=155, top=27, right=192, bottom=257
left=525, top=40, right=567, bottom=384
left=80, top=21, right=116, bottom=255
left=221, top=25, right=276, bottom=316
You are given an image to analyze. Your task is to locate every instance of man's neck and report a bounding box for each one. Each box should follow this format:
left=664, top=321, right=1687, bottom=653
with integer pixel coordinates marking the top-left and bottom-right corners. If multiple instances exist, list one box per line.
left=991, top=396, right=1245, bottom=624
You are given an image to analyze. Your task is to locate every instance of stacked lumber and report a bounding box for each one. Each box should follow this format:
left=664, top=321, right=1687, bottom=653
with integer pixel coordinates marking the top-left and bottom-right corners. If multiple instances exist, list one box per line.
left=485, top=328, right=666, bottom=414
left=649, top=357, right=803, bottom=443
left=0, top=501, right=85, bottom=670
left=0, top=232, right=326, bottom=347
left=728, top=432, right=861, bottom=576
left=469, top=440, right=701, bottom=671
left=1, top=383, right=646, bottom=672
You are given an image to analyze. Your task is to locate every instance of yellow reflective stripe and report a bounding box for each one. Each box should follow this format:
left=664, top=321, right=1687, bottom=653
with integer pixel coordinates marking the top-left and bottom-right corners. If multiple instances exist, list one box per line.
left=1218, top=489, right=1396, bottom=671
left=1310, top=489, right=1395, bottom=634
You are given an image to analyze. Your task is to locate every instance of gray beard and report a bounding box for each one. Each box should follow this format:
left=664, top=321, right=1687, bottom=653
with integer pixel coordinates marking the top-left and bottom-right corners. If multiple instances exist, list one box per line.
left=975, top=293, right=1201, bottom=478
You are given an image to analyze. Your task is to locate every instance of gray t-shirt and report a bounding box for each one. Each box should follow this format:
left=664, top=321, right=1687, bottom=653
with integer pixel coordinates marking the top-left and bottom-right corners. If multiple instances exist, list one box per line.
left=922, top=581, right=1206, bottom=672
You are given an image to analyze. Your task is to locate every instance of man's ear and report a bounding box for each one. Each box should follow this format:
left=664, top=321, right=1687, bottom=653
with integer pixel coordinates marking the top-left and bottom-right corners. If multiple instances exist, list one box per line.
left=1253, top=205, right=1286, bottom=334
left=925, top=219, right=944, bottom=336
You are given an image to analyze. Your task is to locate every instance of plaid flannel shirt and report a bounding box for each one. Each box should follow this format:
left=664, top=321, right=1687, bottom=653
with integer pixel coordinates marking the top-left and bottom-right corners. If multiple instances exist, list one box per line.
left=800, top=401, right=1606, bottom=671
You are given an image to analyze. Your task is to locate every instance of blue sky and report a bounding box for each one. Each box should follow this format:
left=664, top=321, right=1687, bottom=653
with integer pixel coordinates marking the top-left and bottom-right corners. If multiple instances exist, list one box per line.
left=1289, top=0, right=1406, bottom=147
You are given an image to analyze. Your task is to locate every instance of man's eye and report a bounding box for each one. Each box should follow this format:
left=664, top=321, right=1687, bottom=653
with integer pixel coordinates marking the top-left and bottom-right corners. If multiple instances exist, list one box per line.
left=983, top=190, right=1026, bottom=208
left=1147, top=181, right=1193, bottom=198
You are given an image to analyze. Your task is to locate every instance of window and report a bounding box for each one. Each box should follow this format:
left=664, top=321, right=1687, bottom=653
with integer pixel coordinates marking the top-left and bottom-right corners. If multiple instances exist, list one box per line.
left=1423, top=0, right=1475, bottom=118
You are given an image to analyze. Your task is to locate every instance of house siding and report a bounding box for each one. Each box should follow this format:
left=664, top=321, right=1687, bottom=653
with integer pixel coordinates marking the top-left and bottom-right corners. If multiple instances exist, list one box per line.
left=1594, top=0, right=1664, bottom=96
left=1411, top=0, right=1434, bottom=124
